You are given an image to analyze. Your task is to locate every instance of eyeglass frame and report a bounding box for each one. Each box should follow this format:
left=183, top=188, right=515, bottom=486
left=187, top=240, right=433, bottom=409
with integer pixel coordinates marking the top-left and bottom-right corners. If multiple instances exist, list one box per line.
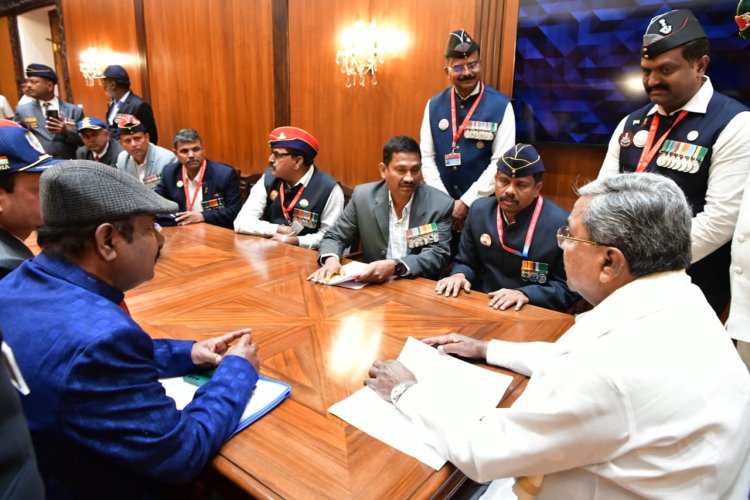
left=269, top=150, right=294, bottom=160
left=446, top=60, right=481, bottom=73
left=556, top=226, right=603, bottom=249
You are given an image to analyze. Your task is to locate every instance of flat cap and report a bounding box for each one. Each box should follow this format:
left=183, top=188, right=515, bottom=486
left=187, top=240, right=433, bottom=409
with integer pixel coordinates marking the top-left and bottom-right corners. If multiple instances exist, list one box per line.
left=642, top=10, right=706, bottom=59
left=40, top=160, right=178, bottom=227
left=25, top=63, right=58, bottom=84
left=498, top=144, right=545, bottom=178
left=445, top=29, right=480, bottom=59
left=268, top=126, right=319, bottom=158
left=737, top=0, right=750, bottom=39
left=0, top=119, right=61, bottom=174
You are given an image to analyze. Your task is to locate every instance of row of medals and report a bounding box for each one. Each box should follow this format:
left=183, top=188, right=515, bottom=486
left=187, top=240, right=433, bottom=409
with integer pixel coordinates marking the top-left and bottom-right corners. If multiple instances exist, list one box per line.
left=656, top=152, right=701, bottom=174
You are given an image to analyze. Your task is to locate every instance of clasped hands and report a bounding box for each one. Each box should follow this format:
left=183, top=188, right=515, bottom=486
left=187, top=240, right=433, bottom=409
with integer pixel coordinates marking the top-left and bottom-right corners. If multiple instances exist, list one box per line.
left=365, top=333, right=489, bottom=401
left=190, top=328, right=259, bottom=372
left=435, top=273, right=529, bottom=311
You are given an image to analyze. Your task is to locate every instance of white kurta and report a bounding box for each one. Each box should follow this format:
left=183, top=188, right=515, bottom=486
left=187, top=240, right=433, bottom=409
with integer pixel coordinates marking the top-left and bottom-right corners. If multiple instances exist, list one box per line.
left=397, top=271, right=750, bottom=499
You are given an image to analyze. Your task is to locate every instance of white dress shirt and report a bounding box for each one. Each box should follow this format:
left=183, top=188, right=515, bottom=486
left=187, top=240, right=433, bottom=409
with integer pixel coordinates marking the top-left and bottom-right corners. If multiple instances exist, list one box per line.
left=599, top=77, right=750, bottom=264
left=420, top=84, right=516, bottom=207
left=386, top=192, right=412, bottom=261
left=728, top=169, right=750, bottom=343
left=107, top=91, right=131, bottom=125
left=233, top=166, right=344, bottom=250
left=397, top=271, right=750, bottom=498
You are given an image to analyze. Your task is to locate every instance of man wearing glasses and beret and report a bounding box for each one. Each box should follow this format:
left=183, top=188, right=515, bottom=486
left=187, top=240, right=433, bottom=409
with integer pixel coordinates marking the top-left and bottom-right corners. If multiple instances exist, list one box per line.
left=420, top=29, right=515, bottom=240
left=234, top=126, right=344, bottom=249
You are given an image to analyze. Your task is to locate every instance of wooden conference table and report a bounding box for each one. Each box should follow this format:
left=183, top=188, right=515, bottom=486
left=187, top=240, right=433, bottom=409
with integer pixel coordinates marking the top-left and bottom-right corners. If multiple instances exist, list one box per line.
left=125, top=224, right=575, bottom=499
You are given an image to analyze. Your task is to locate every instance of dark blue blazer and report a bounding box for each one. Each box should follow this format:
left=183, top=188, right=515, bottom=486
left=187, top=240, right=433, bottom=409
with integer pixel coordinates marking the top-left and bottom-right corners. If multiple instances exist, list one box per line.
left=452, top=195, right=579, bottom=312
left=0, top=253, right=258, bottom=499
left=155, top=159, right=242, bottom=229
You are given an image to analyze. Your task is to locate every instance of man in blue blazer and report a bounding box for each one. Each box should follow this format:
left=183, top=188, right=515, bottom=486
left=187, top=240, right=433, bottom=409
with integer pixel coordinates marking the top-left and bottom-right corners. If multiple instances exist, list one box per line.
left=155, top=128, right=242, bottom=229
left=0, top=160, right=260, bottom=498
left=95, top=65, right=158, bottom=144
left=435, top=144, right=578, bottom=313
left=310, top=136, right=453, bottom=283
left=14, top=64, right=83, bottom=159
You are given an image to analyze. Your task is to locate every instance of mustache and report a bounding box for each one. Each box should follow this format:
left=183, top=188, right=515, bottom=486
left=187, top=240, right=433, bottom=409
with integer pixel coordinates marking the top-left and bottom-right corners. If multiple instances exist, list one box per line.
left=500, top=195, right=518, bottom=203
left=399, top=182, right=416, bottom=188
left=457, top=74, right=476, bottom=82
left=646, top=84, right=670, bottom=93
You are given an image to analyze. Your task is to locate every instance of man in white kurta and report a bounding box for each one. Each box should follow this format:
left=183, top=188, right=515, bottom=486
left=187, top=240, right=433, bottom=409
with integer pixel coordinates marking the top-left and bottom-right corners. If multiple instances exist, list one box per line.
left=366, top=173, right=750, bottom=499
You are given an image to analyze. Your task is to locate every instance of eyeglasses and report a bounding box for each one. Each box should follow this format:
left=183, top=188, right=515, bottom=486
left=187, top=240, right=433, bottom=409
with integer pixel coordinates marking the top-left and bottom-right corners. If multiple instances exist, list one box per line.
left=556, top=226, right=602, bottom=249
left=270, top=151, right=293, bottom=160
left=447, top=60, right=481, bottom=73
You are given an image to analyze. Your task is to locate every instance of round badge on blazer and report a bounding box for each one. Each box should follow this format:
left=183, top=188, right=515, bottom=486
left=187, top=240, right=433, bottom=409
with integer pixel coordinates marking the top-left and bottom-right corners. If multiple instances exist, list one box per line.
left=687, top=130, right=699, bottom=142
left=299, top=199, right=309, bottom=208
left=176, top=180, right=184, bottom=188
left=270, top=190, right=278, bottom=200
left=476, top=141, right=485, bottom=149
left=618, top=131, right=633, bottom=148
left=438, top=118, right=449, bottom=131
left=480, top=233, right=492, bottom=247
left=633, top=130, right=649, bottom=148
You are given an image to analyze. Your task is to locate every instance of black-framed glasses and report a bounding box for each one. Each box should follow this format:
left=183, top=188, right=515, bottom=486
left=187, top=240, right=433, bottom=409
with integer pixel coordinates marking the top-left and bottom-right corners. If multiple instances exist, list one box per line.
left=447, top=60, right=481, bottom=73
left=556, top=226, right=602, bottom=249
left=270, top=151, right=293, bottom=160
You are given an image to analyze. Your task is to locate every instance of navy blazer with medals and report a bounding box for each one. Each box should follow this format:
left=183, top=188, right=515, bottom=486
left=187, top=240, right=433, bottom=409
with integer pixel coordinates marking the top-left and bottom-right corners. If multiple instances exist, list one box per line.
left=154, top=159, right=242, bottom=229
left=318, top=181, right=453, bottom=279
left=451, top=195, right=579, bottom=312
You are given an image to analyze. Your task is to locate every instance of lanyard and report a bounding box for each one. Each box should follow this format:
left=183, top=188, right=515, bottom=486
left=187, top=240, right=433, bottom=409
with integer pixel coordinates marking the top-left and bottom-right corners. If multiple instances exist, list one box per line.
left=450, top=82, right=485, bottom=149
left=635, top=111, right=688, bottom=173
left=182, top=160, right=206, bottom=211
left=279, top=182, right=306, bottom=222
left=496, top=195, right=544, bottom=258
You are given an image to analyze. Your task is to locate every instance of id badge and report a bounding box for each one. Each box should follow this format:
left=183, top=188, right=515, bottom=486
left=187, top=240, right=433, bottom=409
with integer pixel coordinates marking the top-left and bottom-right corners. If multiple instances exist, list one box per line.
left=444, top=152, right=461, bottom=167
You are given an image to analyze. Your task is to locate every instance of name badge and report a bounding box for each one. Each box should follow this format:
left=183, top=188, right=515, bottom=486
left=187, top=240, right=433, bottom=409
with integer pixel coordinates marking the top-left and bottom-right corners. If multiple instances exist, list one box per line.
left=201, top=195, right=225, bottom=211
left=521, top=260, right=548, bottom=283
left=406, top=222, right=439, bottom=249
left=292, top=208, right=320, bottom=228
left=444, top=152, right=461, bottom=168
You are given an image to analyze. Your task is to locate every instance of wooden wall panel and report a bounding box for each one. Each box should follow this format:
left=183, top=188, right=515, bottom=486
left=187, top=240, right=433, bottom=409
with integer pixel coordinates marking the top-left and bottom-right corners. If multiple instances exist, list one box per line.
left=0, top=17, right=17, bottom=102
left=288, top=0, right=477, bottom=188
left=535, top=144, right=606, bottom=212
left=144, top=0, right=274, bottom=170
left=60, top=0, right=140, bottom=121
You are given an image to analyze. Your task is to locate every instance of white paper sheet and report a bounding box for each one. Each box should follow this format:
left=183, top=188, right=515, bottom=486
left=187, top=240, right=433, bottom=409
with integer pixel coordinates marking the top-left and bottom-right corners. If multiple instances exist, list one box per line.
left=329, top=337, right=513, bottom=470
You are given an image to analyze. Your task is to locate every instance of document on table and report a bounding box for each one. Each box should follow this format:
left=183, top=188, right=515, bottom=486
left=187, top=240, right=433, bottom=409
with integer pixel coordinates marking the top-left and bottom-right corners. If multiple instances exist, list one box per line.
left=328, top=337, right=513, bottom=470
left=321, top=260, right=370, bottom=289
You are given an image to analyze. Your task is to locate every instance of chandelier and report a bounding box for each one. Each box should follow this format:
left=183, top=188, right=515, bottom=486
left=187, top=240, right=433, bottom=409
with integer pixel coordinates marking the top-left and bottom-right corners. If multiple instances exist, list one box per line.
left=335, top=20, right=383, bottom=88
left=79, top=48, right=104, bottom=87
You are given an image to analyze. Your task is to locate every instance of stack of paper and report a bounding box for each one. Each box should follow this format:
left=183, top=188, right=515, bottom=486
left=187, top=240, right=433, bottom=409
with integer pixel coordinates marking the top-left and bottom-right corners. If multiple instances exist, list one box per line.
left=329, top=337, right=512, bottom=469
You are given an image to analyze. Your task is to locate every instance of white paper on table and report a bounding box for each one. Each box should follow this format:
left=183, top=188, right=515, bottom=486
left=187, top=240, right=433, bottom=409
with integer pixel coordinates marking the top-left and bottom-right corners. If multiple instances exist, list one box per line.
left=322, top=261, right=370, bottom=289
left=328, top=337, right=513, bottom=470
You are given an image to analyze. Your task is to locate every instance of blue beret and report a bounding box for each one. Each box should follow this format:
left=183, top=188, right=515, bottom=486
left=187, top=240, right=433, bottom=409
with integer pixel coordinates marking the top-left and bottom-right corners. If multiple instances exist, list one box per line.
left=25, top=64, right=58, bottom=84
left=498, top=144, right=545, bottom=178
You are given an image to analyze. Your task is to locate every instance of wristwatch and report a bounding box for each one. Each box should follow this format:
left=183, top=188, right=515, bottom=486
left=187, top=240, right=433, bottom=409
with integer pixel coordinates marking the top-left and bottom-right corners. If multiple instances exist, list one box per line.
left=390, top=380, right=417, bottom=405
left=394, top=259, right=408, bottom=278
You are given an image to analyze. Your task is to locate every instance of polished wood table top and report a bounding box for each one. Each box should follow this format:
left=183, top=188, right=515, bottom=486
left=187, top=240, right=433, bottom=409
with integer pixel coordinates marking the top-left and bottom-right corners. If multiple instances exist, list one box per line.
left=126, top=224, right=574, bottom=499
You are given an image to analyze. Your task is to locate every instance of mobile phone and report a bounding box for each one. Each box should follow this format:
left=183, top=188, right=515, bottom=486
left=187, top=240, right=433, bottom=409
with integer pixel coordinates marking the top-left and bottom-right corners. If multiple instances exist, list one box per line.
left=45, top=108, right=59, bottom=121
